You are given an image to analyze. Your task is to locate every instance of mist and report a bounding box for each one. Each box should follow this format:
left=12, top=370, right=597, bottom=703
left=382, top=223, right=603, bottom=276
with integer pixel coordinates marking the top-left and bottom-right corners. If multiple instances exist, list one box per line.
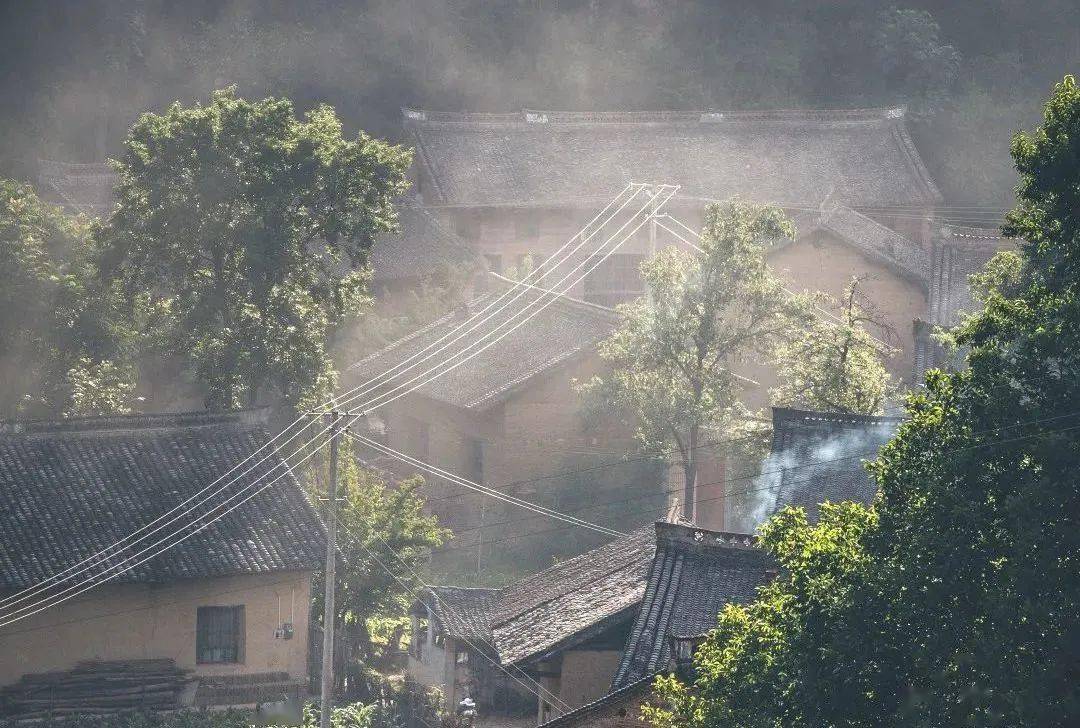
left=731, top=422, right=899, bottom=534
left=2, top=1, right=1076, bottom=206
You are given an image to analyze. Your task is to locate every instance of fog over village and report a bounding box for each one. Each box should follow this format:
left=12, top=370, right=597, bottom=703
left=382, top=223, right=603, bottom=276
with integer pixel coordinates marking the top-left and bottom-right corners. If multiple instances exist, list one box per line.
left=1, top=2, right=1078, bottom=726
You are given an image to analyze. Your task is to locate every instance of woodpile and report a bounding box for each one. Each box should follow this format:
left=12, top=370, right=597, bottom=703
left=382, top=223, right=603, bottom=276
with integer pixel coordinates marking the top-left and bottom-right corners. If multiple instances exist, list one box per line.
left=0, top=659, right=192, bottom=719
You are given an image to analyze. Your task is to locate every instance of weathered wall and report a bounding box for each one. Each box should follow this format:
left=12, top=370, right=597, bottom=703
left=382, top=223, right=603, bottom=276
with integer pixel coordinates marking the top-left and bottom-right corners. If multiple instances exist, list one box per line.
left=768, top=231, right=928, bottom=384
left=444, top=205, right=929, bottom=386
left=558, top=649, right=625, bottom=709
left=380, top=352, right=655, bottom=575
left=0, top=571, right=312, bottom=687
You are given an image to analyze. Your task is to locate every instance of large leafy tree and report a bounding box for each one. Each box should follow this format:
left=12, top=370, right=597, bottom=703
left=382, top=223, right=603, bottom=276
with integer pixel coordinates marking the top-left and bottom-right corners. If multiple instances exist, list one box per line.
left=99, top=88, right=412, bottom=411
left=648, top=76, right=1080, bottom=728
left=0, top=179, right=136, bottom=418
left=581, top=200, right=803, bottom=520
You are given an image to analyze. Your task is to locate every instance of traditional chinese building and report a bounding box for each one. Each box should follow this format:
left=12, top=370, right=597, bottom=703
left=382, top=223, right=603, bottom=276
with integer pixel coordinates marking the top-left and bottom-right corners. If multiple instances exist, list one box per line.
left=0, top=410, right=326, bottom=714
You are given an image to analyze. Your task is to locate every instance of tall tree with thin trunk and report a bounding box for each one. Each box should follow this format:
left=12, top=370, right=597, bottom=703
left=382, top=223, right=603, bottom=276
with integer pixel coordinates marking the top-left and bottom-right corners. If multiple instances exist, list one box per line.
left=580, top=200, right=803, bottom=520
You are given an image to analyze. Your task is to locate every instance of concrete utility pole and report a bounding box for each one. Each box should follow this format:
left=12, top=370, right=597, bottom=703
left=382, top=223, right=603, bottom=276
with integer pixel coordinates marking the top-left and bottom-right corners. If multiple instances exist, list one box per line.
left=320, top=410, right=341, bottom=728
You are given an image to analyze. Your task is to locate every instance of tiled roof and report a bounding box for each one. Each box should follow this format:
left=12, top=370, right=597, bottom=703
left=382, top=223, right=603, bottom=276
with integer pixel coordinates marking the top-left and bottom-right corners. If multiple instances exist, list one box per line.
left=538, top=676, right=653, bottom=728
left=611, top=522, right=774, bottom=689
left=913, top=225, right=1014, bottom=378
left=370, top=198, right=483, bottom=282
left=813, top=205, right=930, bottom=285
left=346, top=280, right=618, bottom=410
left=404, top=108, right=942, bottom=209
left=0, top=411, right=326, bottom=589
left=425, top=585, right=500, bottom=643
left=491, top=525, right=656, bottom=666
left=762, top=407, right=901, bottom=524
left=37, top=159, right=117, bottom=217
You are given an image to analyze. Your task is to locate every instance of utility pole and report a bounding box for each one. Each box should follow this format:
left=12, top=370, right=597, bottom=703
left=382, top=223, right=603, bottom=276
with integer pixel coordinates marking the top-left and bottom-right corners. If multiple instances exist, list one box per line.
left=320, top=410, right=341, bottom=728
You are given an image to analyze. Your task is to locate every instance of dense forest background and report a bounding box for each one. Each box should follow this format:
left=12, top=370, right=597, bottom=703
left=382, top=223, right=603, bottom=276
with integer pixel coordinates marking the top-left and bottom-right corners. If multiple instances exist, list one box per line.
left=1, top=1, right=1076, bottom=208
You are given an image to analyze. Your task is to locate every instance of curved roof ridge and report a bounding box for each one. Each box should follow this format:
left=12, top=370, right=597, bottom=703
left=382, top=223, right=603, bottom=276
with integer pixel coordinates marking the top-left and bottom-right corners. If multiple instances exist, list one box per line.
left=404, top=107, right=910, bottom=126
left=0, top=408, right=271, bottom=436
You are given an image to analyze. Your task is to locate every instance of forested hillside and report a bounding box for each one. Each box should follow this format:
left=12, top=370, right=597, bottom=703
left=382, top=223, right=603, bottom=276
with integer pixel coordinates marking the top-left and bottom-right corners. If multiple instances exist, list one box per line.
left=1, top=1, right=1074, bottom=207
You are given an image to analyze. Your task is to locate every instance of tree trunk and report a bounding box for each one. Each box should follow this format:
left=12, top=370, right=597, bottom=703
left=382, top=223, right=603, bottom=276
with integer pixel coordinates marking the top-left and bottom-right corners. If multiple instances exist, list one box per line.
left=682, top=426, right=698, bottom=522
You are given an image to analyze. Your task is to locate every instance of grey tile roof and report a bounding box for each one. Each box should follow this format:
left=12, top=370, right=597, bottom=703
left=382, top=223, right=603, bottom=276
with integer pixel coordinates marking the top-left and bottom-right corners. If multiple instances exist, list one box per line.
left=371, top=198, right=483, bottom=282
left=764, top=407, right=901, bottom=524
left=346, top=280, right=618, bottom=410
left=491, top=525, right=656, bottom=666
left=425, top=585, right=500, bottom=643
left=914, top=226, right=1014, bottom=378
left=538, top=676, right=653, bottom=728
left=37, top=159, right=117, bottom=217
left=812, top=205, right=930, bottom=285
left=0, top=411, right=326, bottom=589
left=404, top=108, right=942, bottom=209
left=611, top=522, right=774, bottom=689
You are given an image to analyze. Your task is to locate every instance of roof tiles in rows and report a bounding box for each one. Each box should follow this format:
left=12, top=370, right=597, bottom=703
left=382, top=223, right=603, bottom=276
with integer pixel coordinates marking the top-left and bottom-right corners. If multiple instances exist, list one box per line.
left=913, top=226, right=1014, bottom=379
left=424, top=586, right=501, bottom=644
left=813, top=205, right=930, bottom=285
left=370, top=198, right=483, bottom=282
left=346, top=281, right=618, bottom=410
left=0, top=410, right=326, bottom=589
left=491, top=525, right=656, bottom=666
left=758, top=407, right=901, bottom=527
left=404, top=108, right=942, bottom=209
left=611, top=522, right=774, bottom=689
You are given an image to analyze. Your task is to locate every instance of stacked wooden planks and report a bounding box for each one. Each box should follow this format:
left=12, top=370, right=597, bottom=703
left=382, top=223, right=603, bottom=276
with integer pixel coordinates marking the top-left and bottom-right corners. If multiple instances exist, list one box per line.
left=0, top=659, right=192, bottom=719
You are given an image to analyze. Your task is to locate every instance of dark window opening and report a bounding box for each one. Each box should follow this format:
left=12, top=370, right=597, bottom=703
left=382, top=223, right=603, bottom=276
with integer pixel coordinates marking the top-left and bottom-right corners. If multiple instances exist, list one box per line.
left=196, top=606, right=244, bottom=664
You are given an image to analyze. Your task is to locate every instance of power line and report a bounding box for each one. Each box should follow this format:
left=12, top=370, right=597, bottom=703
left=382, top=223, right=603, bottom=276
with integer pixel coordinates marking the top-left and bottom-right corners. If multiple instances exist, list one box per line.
left=345, top=430, right=624, bottom=538
left=435, top=414, right=1080, bottom=556
left=341, top=522, right=573, bottom=713
left=0, top=187, right=667, bottom=625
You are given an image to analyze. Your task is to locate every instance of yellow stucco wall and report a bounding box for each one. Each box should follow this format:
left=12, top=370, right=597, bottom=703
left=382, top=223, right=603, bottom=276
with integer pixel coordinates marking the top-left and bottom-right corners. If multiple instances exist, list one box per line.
left=557, top=649, right=625, bottom=710
left=0, top=570, right=312, bottom=687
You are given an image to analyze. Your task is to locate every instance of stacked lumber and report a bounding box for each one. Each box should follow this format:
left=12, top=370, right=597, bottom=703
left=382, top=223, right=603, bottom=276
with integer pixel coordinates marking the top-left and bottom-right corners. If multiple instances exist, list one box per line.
left=0, top=659, right=191, bottom=719
left=193, top=672, right=305, bottom=707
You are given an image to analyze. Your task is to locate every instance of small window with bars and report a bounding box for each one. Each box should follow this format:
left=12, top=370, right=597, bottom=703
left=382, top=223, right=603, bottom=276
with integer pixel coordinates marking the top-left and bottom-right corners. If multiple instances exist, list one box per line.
left=196, top=606, right=244, bottom=664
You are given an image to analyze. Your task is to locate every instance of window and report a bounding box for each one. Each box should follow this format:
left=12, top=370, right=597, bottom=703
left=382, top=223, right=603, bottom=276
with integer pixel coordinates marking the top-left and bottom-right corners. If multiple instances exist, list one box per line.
left=196, top=606, right=244, bottom=664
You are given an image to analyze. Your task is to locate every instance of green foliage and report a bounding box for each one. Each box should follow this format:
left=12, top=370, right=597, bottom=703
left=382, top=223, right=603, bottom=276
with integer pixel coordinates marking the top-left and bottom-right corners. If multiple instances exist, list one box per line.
left=98, top=88, right=411, bottom=411
left=872, top=7, right=960, bottom=116
left=309, top=441, right=448, bottom=658
left=0, top=179, right=136, bottom=418
left=580, top=200, right=801, bottom=511
left=0, top=708, right=253, bottom=728
left=772, top=277, right=896, bottom=415
left=649, top=76, right=1080, bottom=728
left=646, top=503, right=878, bottom=728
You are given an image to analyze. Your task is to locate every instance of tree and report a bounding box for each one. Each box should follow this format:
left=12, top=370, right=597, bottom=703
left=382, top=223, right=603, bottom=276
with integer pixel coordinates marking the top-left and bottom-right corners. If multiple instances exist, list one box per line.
left=580, top=200, right=803, bottom=520
left=310, top=444, right=448, bottom=665
left=647, top=76, right=1080, bottom=728
left=0, top=179, right=136, bottom=418
left=772, top=277, right=897, bottom=415
left=644, top=502, right=879, bottom=728
left=99, top=88, right=412, bottom=411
